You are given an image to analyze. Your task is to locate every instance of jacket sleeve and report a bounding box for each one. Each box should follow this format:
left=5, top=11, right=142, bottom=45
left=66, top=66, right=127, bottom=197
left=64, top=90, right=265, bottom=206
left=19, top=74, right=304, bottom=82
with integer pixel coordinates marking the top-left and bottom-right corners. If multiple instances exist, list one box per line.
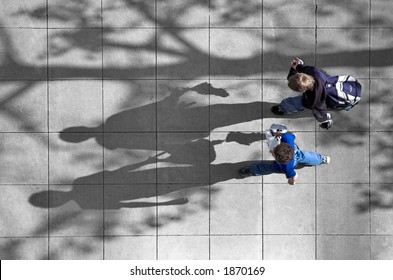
left=296, top=64, right=317, bottom=76
left=311, top=103, right=329, bottom=122
left=287, top=64, right=318, bottom=80
left=287, top=67, right=298, bottom=80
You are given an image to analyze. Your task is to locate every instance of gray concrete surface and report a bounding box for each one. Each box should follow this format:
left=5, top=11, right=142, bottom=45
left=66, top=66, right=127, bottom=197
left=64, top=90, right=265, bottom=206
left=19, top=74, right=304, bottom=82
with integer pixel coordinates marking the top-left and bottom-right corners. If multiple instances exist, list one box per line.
left=0, top=0, right=393, bottom=260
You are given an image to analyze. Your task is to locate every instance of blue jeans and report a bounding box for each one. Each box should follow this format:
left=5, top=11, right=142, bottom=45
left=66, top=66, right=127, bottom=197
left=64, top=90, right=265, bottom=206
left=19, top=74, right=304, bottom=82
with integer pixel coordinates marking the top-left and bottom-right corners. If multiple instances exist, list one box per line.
left=249, top=150, right=324, bottom=176
left=280, top=95, right=305, bottom=114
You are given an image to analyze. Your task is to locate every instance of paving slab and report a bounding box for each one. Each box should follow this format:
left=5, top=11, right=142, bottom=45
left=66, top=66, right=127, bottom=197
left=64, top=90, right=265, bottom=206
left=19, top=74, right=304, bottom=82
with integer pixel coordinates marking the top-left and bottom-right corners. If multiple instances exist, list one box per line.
left=210, top=0, right=262, bottom=27
left=157, top=185, right=209, bottom=235
left=371, top=0, right=393, bottom=28
left=48, top=185, right=103, bottom=236
left=0, top=28, right=47, bottom=80
left=103, top=133, right=157, bottom=184
left=317, top=29, right=370, bottom=79
left=49, top=236, right=103, bottom=260
left=210, top=29, right=262, bottom=79
left=157, top=133, right=210, bottom=184
left=0, top=185, right=48, bottom=237
left=157, top=0, right=210, bottom=28
left=210, top=80, right=262, bottom=132
left=263, top=235, right=315, bottom=260
left=157, top=80, right=210, bottom=131
left=48, top=28, right=102, bottom=79
left=370, top=79, right=393, bottom=131
left=317, top=184, right=370, bottom=234
left=104, top=236, right=156, bottom=260
left=317, top=235, right=370, bottom=260
left=103, top=80, right=157, bottom=132
left=103, top=0, right=156, bottom=28
left=48, top=0, right=101, bottom=28
left=263, top=0, right=315, bottom=28
left=49, top=80, right=102, bottom=132
left=370, top=184, right=393, bottom=234
left=371, top=236, right=393, bottom=260
left=0, top=237, right=48, bottom=260
left=158, top=236, right=209, bottom=260
left=370, top=132, right=393, bottom=183
left=49, top=133, right=103, bottom=184
left=210, top=235, right=263, bottom=260
left=263, top=29, right=315, bottom=79
left=210, top=132, right=263, bottom=184
left=0, top=0, right=46, bottom=28
left=263, top=184, right=315, bottom=234
left=157, top=29, right=209, bottom=79
left=316, top=0, right=369, bottom=28
left=370, top=28, right=393, bottom=78
left=316, top=131, right=369, bottom=184
left=0, top=81, right=47, bottom=132
left=0, top=133, right=48, bottom=184
left=210, top=184, right=262, bottom=235
left=103, top=29, right=156, bottom=79
left=104, top=184, right=157, bottom=236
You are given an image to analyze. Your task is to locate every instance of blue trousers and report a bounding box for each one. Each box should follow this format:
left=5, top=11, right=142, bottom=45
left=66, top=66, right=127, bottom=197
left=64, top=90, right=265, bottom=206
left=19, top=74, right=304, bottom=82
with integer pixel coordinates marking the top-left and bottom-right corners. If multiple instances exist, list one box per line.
left=249, top=150, right=324, bottom=176
left=280, top=95, right=305, bottom=114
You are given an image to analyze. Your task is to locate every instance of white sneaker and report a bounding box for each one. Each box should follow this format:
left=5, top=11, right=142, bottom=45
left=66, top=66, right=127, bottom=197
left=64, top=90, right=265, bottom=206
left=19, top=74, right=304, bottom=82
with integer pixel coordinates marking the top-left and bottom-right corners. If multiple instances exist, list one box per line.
left=322, top=156, right=330, bottom=164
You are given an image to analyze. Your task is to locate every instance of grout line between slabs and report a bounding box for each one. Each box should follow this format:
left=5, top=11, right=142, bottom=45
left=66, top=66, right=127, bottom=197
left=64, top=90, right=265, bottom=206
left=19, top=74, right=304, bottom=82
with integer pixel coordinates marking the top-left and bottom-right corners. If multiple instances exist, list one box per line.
left=46, top=0, right=50, bottom=260
left=314, top=0, right=318, bottom=260
left=261, top=0, right=265, bottom=261
left=208, top=0, right=212, bottom=260
left=368, top=0, right=372, bottom=260
left=101, top=0, right=105, bottom=260
left=154, top=0, right=159, bottom=261
left=2, top=233, right=391, bottom=239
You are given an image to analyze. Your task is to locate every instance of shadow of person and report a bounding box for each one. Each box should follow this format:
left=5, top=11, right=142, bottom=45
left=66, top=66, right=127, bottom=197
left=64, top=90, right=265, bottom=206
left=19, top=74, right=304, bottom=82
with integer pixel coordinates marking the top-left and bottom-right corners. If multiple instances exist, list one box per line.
left=59, top=82, right=229, bottom=150
left=28, top=186, right=189, bottom=210
left=28, top=157, right=259, bottom=210
left=59, top=83, right=312, bottom=150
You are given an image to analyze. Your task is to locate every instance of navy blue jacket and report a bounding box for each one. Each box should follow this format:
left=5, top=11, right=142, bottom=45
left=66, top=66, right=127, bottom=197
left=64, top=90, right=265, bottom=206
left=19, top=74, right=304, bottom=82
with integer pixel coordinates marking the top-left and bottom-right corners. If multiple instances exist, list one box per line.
left=287, top=65, right=330, bottom=122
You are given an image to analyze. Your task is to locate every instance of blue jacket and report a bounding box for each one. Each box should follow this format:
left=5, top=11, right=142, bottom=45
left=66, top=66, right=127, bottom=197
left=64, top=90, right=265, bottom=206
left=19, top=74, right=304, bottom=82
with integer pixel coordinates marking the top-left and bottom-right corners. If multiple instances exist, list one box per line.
left=272, top=133, right=299, bottom=179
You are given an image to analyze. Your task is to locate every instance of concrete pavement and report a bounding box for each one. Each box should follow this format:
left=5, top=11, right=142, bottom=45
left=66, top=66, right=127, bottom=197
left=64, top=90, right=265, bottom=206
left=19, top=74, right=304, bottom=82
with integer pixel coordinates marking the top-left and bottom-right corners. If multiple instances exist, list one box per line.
left=0, top=0, right=393, bottom=260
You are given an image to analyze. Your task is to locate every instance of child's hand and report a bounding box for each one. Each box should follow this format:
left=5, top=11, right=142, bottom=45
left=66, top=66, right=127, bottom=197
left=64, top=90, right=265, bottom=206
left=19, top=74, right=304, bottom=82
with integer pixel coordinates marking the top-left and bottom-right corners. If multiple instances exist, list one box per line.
left=288, top=174, right=298, bottom=185
left=290, top=57, right=303, bottom=69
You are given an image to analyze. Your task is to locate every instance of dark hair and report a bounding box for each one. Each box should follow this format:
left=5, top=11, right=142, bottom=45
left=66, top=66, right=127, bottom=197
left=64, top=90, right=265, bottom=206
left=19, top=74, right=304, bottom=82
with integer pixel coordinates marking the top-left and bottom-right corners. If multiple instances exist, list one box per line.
left=274, top=142, right=294, bottom=164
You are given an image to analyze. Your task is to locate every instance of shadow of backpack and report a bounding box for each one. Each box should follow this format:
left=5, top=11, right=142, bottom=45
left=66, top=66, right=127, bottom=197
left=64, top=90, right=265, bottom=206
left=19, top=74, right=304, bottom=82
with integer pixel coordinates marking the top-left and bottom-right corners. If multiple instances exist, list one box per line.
left=325, top=76, right=362, bottom=111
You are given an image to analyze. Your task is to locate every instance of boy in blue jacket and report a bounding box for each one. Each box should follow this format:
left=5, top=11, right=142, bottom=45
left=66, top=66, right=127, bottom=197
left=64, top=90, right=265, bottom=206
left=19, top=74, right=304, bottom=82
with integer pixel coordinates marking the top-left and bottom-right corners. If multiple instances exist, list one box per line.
left=239, top=127, right=330, bottom=185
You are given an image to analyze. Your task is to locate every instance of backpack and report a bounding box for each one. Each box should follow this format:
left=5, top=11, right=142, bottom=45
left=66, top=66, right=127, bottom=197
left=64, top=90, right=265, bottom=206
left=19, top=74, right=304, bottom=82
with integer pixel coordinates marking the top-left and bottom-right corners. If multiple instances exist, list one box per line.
left=324, top=75, right=362, bottom=111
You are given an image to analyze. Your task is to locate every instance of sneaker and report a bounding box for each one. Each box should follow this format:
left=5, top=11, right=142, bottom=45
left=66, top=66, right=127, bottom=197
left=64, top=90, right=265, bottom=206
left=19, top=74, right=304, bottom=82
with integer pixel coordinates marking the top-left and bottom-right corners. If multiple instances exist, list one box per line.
left=271, top=105, right=284, bottom=115
left=319, top=119, right=333, bottom=130
left=239, top=167, right=255, bottom=177
left=322, top=156, right=330, bottom=164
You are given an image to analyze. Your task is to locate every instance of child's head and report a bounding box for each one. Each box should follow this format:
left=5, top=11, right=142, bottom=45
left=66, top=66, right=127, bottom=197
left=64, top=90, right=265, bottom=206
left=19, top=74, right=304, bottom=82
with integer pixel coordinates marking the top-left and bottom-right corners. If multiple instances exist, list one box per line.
left=273, top=142, right=294, bottom=164
left=288, top=73, right=315, bottom=92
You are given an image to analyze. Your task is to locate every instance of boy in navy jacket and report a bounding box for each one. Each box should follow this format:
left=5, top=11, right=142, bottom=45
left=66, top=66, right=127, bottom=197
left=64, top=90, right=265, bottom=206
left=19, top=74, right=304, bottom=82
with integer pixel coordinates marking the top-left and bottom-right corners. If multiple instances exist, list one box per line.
left=271, top=57, right=334, bottom=129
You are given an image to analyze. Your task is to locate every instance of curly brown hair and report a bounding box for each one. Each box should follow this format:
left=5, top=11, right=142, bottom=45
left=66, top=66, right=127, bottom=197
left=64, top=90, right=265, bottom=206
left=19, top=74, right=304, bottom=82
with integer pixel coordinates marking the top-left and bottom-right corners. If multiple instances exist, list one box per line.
left=288, top=73, right=315, bottom=92
left=273, top=142, right=294, bottom=164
